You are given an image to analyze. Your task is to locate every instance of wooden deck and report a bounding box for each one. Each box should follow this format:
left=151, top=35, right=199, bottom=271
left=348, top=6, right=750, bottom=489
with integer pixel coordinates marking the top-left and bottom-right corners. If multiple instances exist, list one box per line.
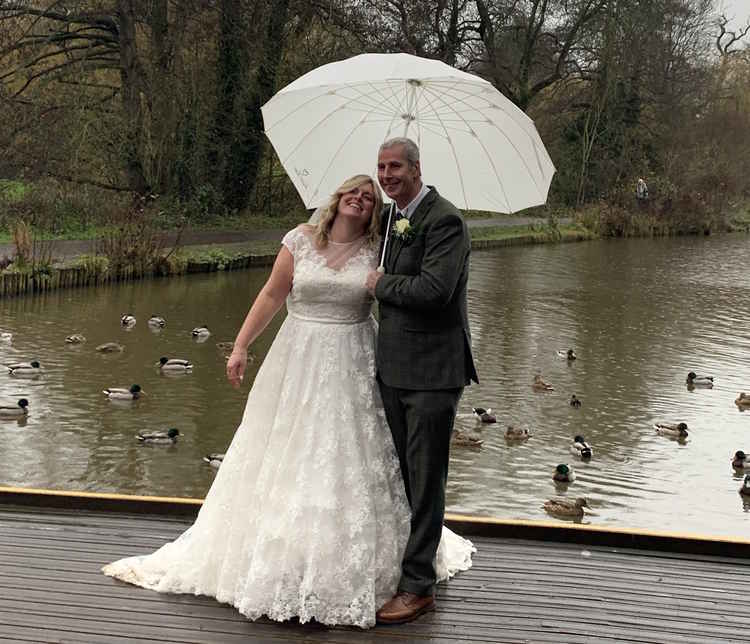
left=0, top=494, right=749, bottom=643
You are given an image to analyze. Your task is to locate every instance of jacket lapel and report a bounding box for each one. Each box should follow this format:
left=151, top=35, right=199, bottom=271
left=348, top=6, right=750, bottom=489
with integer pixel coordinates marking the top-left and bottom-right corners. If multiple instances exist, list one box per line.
left=389, top=187, right=437, bottom=269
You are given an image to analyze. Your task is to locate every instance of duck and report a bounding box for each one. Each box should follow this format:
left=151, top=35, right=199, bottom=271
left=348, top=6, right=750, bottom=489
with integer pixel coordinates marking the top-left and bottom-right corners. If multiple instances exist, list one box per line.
left=740, top=475, right=750, bottom=497
left=102, top=384, right=144, bottom=400
left=7, top=361, right=42, bottom=376
left=654, top=422, right=689, bottom=438
left=65, top=334, right=86, bottom=344
left=120, top=314, right=136, bottom=327
left=735, top=393, right=750, bottom=408
left=192, top=325, right=211, bottom=338
left=157, top=357, right=193, bottom=372
left=504, top=426, right=532, bottom=440
left=570, top=435, right=593, bottom=459
left=732, top=450, right=750, bottom=470
left=96, top=342, right=124, bottom=353
left=472, top=407, right=497, bottom=423
left=556, top=348, right=577, bottom=361
left=0, top=332, right=12, bottom=341
left=452, top=430, right=483, bottom=448
left=148, top=315, right=166, bottom=327
left=137, top=428, right=180, bottom=444
left=216, top=341, right=235, bottom=353
left=553, top=463, right=575, bottom=483
left=0, top=398, right=29, bottom=418
left=203, top=453, right=225, bottom=468
left=533, top=374, right=554, bottom=391
left=543, top=497, right=589, bottom=518
left=686, top=371, right=713, bottom=388
left=569, top=394, right=582, bottom=408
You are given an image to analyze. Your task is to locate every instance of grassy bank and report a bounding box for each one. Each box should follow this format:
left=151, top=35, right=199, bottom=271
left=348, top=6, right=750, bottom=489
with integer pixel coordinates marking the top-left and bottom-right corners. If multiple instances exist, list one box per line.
left=0, top=221, right=599, bottom=299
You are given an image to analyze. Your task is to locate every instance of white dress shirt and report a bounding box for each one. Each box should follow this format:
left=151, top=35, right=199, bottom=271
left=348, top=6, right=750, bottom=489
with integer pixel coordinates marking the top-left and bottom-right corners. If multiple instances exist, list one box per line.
left=397, top=183, right=430, bottom=219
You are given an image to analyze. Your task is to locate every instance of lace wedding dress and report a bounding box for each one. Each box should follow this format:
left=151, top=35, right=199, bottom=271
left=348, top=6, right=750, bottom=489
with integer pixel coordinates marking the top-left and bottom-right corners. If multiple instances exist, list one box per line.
left=102, top=225, right=474, bottom=629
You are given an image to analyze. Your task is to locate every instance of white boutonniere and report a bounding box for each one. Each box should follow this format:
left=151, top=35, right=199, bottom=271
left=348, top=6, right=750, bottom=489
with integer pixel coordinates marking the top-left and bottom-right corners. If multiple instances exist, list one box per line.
left=392, top=217, right=417, bottom=243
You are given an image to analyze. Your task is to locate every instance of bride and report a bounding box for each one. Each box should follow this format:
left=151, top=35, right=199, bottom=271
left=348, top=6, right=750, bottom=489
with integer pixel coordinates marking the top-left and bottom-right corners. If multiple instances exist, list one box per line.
left=102, top=174, right=474, bottom=629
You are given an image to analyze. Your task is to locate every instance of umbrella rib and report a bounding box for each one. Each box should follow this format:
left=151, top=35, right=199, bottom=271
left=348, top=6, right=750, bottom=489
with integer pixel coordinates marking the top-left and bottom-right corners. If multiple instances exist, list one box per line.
left=359, top=81, right=404, bottom=115
left=278, top=91, right=400, bottom=164
left=265, top=88, right=394, bottom=136
left=370, top=80, right=411, bottom=141
left=423, top=82, right=546, bottom=202
left=420, top=83, right=512, bottom=212
left=417, top=121, right=485, bottom=136
left=308, top=101, right=387, bottom=202
left=416, top=84, right=470, bottom=209
left=434, top=83, right=536, bottom=137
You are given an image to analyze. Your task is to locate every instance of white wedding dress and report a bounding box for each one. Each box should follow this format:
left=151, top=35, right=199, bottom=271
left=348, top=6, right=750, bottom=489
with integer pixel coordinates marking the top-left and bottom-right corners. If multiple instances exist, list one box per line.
left=102, top=225, right=474, bottom=629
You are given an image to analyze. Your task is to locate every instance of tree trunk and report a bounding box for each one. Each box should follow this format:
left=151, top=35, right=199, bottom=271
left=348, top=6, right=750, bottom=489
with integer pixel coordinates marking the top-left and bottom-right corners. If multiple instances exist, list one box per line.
left=223, top=0, right=290, bottom=212
left=118, top=0, right=149, bottom=195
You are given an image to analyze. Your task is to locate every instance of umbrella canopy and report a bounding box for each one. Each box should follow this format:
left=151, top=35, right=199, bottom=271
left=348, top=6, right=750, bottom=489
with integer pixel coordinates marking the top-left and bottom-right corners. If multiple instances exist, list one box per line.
left=261, top=53, right=555, bottom=213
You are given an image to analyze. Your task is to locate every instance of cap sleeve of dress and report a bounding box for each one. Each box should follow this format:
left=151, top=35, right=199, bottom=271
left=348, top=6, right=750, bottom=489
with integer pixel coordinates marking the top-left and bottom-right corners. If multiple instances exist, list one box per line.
left=281, top=225, right=311, bottom=257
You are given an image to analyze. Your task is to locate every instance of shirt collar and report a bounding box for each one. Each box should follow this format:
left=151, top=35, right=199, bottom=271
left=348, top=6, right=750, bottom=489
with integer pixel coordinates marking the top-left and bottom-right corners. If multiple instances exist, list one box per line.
left=397, top=183, right=430, bottom=219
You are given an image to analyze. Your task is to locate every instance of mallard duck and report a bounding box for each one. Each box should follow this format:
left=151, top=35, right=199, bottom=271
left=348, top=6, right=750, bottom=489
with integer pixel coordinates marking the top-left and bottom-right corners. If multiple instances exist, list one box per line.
left=192, top=325, right=211, bottom=338
left=732, top=450, right=750, bottom=469
left=203, top=452, right=225, bottom=468
left=571, top=435, right=593, bottom=459
left=504, top=426, right=532, bottom=440
left=533, top=374, right=554, bottom=391
left=654, top=422, right=688, bottom=438
left=157, top=357, right=193, bottom=372
left=569, top=394, right=582, bottom=408
left=543, top=497, right=589, bottom=517
left=472, top=407, right=496, bottom=423
left=740, top=475, right=750, bottom=496
left=553, top=463, right=575, bottom=482
left=96, top=342, right=124, bottom=353
left=120, top=314, right=136, bottom=327
left=0, top=398, right=29, bottom=417
left=7, top=361, right=42, bottom=376
left=686, top=371, right=713, bottom=388
left=148, top=315, right=166, bottom=327
left=137, top=428, right=180, bottom=444
left=735, top=393, right=750, bottom=408
left=452, top=430, right=483, bottom=448
left=557, top=348, right=577, bottom=361
left=0, top=332, right=12, bottom=341
left=65, top=334, right=86, bottom=344
left=102, top=384, right=144, bottom=400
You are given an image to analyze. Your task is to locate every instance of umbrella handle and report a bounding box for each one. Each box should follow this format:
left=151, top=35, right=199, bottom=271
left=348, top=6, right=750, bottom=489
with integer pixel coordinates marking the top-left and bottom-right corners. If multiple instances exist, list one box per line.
left=378, top=202, right=395, bottom=272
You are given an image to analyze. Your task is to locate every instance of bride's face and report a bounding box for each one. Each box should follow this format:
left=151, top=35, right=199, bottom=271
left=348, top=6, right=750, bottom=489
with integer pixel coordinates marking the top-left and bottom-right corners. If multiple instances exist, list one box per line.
left=336, top=183, right=376, bottom=229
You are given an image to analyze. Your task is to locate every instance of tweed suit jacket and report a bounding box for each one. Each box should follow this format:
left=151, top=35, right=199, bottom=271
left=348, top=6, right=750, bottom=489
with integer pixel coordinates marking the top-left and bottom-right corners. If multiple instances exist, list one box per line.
left=374, top=187, right=478, bottom=390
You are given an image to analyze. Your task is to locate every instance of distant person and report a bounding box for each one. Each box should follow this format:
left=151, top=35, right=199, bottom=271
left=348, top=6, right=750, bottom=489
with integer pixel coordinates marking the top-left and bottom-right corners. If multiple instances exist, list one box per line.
left=636, top=177, right=649, bottom=201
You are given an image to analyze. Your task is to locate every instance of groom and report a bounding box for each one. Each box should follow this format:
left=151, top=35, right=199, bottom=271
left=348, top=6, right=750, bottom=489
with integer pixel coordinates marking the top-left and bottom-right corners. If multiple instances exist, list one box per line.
left=365, top=137, right=478, bottom=624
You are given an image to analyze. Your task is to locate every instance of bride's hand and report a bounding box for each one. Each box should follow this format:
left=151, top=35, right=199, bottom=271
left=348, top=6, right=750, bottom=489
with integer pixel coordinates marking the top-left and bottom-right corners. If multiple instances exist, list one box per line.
left=226, top=351, right=247, bottom=388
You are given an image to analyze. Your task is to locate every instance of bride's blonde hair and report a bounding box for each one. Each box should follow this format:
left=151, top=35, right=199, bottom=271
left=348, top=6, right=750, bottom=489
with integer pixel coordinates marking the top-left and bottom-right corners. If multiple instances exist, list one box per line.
left=314, top=175, right=383, bottom=247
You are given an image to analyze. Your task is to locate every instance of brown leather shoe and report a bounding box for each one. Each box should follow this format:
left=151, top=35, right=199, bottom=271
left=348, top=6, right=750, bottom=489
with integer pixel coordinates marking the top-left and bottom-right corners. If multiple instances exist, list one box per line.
left=376, top=591, right=435, bottom=624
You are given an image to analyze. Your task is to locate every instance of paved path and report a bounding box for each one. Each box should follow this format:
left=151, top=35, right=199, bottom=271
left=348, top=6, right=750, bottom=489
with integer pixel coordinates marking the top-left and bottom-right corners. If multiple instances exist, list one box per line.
left=0, top=215, right=570, bottom=261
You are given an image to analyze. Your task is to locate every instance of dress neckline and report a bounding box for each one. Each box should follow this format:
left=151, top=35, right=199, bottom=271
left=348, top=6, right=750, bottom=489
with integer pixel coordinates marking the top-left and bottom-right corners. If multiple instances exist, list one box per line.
left=328, top=235, right=365, bottom=246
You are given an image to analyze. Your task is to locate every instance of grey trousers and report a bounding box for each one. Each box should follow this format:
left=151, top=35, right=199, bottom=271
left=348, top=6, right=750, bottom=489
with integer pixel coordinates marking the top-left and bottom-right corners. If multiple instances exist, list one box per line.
left=378, top=378, right=463, bottom=596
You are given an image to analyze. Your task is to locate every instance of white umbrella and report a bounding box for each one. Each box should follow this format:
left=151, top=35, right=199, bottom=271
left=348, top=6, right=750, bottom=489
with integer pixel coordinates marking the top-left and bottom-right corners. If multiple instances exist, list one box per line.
left=261, top=52, right=555, bottom=213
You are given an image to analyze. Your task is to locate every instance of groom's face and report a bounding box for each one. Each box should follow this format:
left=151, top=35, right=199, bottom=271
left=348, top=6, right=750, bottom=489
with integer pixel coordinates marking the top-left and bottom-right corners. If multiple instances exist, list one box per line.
left=377, top=145, right=421, bottom=209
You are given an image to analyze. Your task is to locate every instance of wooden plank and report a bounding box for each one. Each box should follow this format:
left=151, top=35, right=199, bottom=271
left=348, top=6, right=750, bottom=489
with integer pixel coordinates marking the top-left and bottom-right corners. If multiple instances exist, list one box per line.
left=1, top=503, right=750, bottom=643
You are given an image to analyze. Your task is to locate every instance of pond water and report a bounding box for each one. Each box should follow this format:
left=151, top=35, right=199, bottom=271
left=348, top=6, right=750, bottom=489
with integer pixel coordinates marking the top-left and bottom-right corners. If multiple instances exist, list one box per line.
left=1, top=233, right=749, bottom=538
